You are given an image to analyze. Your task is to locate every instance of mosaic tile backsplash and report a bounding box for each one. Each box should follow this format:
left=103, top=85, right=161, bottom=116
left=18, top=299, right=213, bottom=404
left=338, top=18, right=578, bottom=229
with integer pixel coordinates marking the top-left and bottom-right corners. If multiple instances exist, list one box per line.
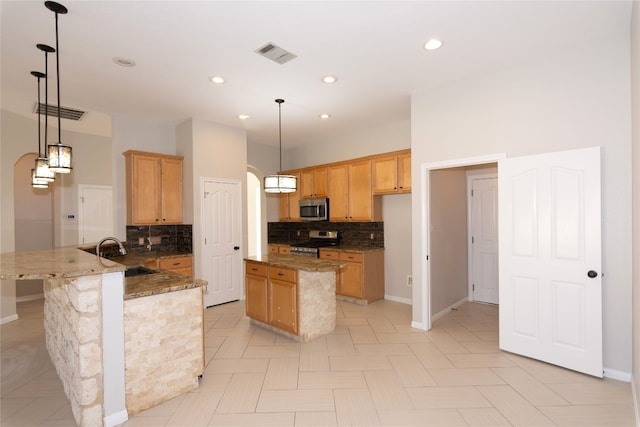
left=268, top=222, right=384, bottom=248
left=126, top=224, right=193, bottom=255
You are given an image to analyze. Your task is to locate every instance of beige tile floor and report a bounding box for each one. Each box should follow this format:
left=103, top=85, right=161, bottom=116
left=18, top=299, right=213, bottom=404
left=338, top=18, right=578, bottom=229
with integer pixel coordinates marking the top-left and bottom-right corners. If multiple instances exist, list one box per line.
left=1, top=298, right=636, bottom=426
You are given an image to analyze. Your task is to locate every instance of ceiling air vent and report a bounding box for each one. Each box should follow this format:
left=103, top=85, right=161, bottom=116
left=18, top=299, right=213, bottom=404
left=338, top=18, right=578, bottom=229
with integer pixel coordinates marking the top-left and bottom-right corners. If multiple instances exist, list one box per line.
left=255, top=42, right=297, bottom=64
left=33, top=102, right=87, bottom=121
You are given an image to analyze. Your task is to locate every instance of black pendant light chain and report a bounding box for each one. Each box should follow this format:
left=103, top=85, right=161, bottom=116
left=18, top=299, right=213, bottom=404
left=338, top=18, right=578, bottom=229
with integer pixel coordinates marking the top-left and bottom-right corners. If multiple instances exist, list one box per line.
left=46, top=1, right=67, bottom=146
left=31, top=71, right=45, bottom=157
left=276, top=98, right=284, bottom=172
left=37, top=43, right=54, bottom=157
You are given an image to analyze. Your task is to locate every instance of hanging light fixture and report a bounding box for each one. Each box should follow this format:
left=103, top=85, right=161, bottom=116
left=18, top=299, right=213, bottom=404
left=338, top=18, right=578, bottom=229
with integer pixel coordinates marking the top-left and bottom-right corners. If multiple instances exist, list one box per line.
left=264, top=99, right=297, bottom=193
left=31, top=69, right=54, bottom=185
left=45, top=1, right=72, bottom=174
left=33, top=44, right=56, bottom=184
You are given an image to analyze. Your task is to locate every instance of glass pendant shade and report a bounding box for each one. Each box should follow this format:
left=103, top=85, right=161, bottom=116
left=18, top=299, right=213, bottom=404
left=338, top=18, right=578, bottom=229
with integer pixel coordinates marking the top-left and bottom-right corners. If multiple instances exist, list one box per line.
left=264, top=174, right=297, bottom=193
left=48, top=143, right=72, bottom=173
left=31, top=168, right=49, bottom=188
left=34, top=157, right=55, bottom=181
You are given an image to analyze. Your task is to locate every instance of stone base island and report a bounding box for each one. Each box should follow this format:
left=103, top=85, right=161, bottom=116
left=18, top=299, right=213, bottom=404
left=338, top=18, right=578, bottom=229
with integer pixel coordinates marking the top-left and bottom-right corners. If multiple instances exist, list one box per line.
left=244, top=254, right=345, bottom=342
left=0, top=247, right=206, bottom=427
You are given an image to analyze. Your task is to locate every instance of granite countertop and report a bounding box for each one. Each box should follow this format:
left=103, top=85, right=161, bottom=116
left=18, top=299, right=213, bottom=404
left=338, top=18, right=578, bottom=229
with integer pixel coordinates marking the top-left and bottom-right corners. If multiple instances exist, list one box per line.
left=0, top=248, right=205, bottom=300
left=245, top=254, right=346, bottom=272
left=327, top=245, right=384, bottom=253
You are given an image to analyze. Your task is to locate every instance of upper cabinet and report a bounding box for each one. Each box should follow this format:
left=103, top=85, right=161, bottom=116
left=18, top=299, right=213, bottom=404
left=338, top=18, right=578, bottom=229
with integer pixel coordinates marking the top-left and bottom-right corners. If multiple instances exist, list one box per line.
left=300, top=166, right=328, bottom=199
left=328, top=160, right=381, bottom=222
left=372, top=149, right=411, bottom=194
left=124, top=150, right=184, bottom=225
left=278, top=171, right=301, bottom=221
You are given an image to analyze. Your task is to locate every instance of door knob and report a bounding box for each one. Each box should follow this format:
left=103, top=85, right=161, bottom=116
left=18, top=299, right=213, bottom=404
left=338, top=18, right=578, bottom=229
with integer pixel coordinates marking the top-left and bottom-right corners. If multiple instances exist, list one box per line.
left=233, top=246, right=240, bottom=250
left=587, top=270, right=598, bottom=278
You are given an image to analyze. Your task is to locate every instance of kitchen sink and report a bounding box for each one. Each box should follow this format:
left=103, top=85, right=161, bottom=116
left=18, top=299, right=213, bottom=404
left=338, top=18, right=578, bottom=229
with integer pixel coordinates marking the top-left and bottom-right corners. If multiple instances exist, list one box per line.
left=124, top=266, right=157, bottom=278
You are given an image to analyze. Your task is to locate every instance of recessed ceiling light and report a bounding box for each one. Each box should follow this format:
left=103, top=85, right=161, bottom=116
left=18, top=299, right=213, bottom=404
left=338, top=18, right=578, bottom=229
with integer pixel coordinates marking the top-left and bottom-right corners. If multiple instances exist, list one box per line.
left=112, top=57, right=136, bottom=67
left=322, top=75, right=337, bottom=84
left=238, top=114, right=250, bottom=120
left=209, top=76, right=225, bottom=84
left=319, top=113, right=331, bottom=119
left=423, top=39, right=443, bottom=51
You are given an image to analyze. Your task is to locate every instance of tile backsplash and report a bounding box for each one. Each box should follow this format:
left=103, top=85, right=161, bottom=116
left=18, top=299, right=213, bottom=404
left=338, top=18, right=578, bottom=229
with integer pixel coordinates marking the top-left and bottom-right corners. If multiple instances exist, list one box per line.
left=268, top=222, right=384, bottom=248
left=126, top=224, right=193, bottom=255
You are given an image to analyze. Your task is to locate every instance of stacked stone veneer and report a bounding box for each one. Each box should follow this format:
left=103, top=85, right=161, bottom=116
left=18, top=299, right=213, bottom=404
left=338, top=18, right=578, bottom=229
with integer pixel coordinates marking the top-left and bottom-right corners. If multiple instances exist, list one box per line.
left=44, top=275, right=104, bottom=426
left=123, top=287, right=204, bottom=415
left=297, top=270, right=336, bottom=342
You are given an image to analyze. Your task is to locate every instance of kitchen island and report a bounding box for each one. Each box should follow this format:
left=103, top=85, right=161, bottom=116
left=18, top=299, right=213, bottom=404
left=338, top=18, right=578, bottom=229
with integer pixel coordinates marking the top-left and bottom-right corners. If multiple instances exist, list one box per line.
left=0, top=248, right=206, bottom=427
left=244, top=254, right=345, bottom=342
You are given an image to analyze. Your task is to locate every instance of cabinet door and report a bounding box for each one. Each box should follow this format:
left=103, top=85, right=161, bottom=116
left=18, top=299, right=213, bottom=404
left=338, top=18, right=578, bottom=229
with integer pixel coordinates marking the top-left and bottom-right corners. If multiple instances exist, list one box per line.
left=372, top=156, right=398, bottom=194
left=268, top=278, right=297, bottom=334
left=348, top=160, right=374, bottom=221
left=277, top=172, right=301, bottom=221
left=160, top=158, right=183, bottom=223
left=397, top=152, right=411, bottom=193
left=328, top=164, right=349, bottom=221
left=246, top=274, right=268, bottom=322
left=158, top=256, right=192, bottom=276
left=300, top=169, right=315, bottom=198
left=130, top=154, right=160, bottom=224
left=313, top=167, right=328, bottom=197
left=339, top=261, right=363, bottom=298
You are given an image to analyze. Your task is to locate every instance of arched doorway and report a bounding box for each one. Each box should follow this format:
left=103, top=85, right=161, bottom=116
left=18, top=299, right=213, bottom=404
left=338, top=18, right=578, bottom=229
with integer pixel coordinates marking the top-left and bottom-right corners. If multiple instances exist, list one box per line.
left=247, top=166, right=266, bottom=257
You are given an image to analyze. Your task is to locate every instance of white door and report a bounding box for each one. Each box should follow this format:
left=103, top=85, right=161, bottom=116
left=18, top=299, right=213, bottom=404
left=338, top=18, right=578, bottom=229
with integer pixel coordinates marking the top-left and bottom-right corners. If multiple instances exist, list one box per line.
left=201, top=179, right=243, bottom=307
left=470, top=177, right=499, bottom=304
left=78, top=185, right=113, bottom=244
left=498, top=147, right=602, bottom=377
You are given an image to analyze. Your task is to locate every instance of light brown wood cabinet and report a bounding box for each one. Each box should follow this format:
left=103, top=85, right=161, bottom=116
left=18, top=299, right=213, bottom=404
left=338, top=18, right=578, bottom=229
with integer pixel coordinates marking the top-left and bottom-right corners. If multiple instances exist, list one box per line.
left=146, top=255, right=193, bottom=277
left=268, top=267, right=298, bottom=334
left=124, top=150, right=183, bottom=225
left=327, top=160, right=381, bottom=222
left=300, top=167, right=328, bottom=199
left=320, top=248, right=384, bottom=303
left=268, top=244, right=291, bottom=254
left=278, top=172, right=301, bottom=221
left=245, top=261, right=268, bottom=323
left=372, top=149, right=411, bottom=194
left=245, top=262, right=298, bottom=334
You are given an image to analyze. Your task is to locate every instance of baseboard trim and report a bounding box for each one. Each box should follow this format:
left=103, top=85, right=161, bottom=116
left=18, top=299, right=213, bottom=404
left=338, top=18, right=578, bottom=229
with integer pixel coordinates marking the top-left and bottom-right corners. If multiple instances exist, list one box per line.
left=16, top=293, right=44, bottom=302
left=0, top=314, right=19, bottom=325
left=431, top=297, right=469, bottom=323
left=384, top=295, right=412, bottom=305
left=603, top=367, right=632, bottom=382
left=104, top=409, right=128, bottom=427
left=411, top=320, right=427, bottom=330
left=631, top=374, right=640, bottom=427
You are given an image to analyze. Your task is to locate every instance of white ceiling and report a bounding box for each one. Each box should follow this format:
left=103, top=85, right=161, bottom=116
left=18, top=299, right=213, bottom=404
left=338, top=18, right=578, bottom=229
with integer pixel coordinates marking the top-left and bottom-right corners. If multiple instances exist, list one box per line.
left=0, top=1, right=632, bottom=148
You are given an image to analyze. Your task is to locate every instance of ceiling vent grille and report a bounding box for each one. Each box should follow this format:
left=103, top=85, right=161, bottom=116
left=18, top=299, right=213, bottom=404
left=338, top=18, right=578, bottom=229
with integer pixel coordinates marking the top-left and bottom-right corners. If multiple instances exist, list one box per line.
left=33, top=102, right=87, bottom=121
left=255, top=42, right=297, bottom=64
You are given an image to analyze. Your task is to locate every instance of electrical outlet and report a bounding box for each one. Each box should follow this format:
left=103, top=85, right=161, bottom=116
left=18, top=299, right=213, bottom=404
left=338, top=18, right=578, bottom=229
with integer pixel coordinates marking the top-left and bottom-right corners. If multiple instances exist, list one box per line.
left=138, top=237, right=145, bottom=245
left=406, top=274, right=412, bottom=287
left=370, top=233, right=375, bottom=240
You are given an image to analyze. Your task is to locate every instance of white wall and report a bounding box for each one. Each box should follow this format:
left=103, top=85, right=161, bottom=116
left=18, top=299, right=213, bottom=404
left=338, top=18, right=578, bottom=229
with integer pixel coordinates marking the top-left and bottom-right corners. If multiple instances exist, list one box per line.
left=411, top=30, right=632, bottom=375
left=247, top=141, right=281, bottom=224
left=630, top=0, right=640, bottom=415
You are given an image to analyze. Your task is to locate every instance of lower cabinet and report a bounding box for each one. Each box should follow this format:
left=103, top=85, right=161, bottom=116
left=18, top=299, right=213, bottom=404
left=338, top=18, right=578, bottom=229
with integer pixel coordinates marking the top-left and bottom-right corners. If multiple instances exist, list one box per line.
left=267, top=244, right=291, bottom=254
left=320, top=249, right=384, bottom=303
left=145, top=255, right=193, bottom=277
left=245, top=261, right=298, bottom=335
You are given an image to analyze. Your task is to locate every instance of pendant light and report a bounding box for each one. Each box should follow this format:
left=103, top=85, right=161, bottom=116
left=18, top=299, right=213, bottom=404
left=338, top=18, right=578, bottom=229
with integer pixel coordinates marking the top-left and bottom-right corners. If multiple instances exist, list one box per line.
left=264, top=99, right=297, bottom=193
left=33, top=44, right=56, bottom=183
left=45, top=1, right=72, bottom=174
left=30, top=71, right=49, bottom=188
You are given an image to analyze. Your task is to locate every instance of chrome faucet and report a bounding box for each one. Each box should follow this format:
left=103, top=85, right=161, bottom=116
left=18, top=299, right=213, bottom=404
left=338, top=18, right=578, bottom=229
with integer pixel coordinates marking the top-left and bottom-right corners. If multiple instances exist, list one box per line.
left=96, top=237, right=128, bottom=258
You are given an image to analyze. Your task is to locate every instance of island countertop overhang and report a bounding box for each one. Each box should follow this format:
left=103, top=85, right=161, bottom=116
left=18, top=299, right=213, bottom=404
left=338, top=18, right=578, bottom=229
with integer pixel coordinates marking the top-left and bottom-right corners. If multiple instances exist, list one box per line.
left=245, top=254, right=346, bottom=271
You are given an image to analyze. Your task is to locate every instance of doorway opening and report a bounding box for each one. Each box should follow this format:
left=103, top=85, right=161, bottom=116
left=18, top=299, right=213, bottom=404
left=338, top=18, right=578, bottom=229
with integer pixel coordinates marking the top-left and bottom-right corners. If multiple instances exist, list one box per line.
left=247, top=166, right=267, bottom=257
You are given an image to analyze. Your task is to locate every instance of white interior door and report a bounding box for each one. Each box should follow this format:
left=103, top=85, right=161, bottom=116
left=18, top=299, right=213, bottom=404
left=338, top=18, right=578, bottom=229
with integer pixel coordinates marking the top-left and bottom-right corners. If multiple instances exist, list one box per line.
left=498, top=147, right=602, bottom=377
left=470, top=177, right=499, bottom=304
left=78, top=185, right=113, bottom=244
left=202, top=179, right=242, bottom=307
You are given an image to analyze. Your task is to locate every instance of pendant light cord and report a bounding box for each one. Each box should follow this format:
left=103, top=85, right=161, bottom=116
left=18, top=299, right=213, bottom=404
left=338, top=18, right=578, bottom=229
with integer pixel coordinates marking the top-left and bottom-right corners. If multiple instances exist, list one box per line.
left=54, top=11, right=61, bottom=144
left=276, top=98, right=284, bottom=172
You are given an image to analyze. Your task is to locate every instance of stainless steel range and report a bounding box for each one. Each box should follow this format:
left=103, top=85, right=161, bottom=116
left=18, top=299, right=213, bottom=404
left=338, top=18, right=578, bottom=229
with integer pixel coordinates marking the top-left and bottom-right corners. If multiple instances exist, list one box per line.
left=290, top=230, right=340, bottom=257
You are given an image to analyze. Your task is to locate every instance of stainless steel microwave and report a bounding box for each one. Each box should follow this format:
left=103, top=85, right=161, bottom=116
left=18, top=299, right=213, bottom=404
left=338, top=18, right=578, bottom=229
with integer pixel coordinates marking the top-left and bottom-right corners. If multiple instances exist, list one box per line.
left=299, top=198, right=329, bottom=221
